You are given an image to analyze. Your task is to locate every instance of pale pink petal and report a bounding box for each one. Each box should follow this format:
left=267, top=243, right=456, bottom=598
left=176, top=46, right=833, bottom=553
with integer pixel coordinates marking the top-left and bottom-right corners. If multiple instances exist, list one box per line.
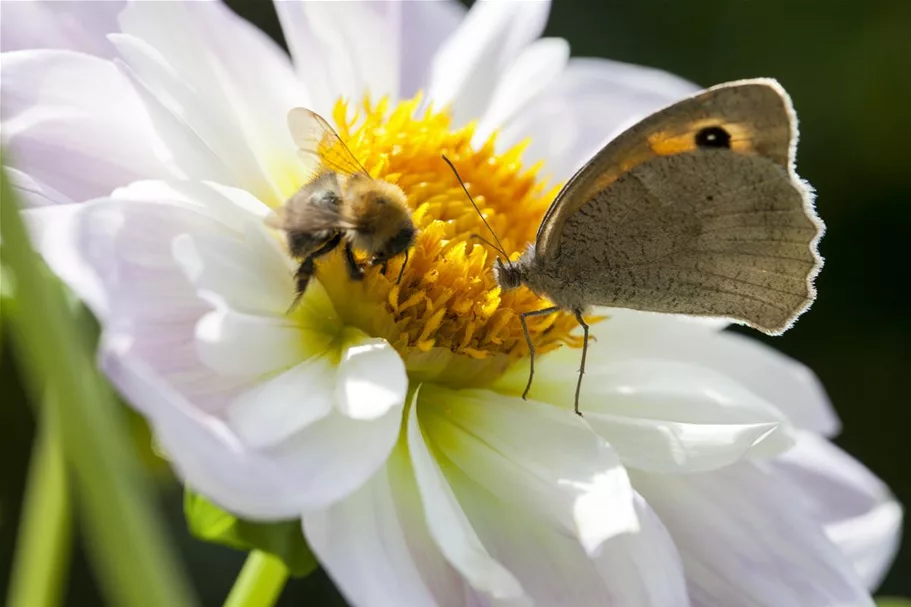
left=4, top=167, right=74, bottom=207
left=771, top=432, right=902, bottom=590
left=447, top=466, right=689, bottom=606
left=634, top=463, right=874, bottom=607
left=1, top=50, right=169, bottom=204
left=0, top=1, right=124, bottom=57
left=102, top=334, right=403, bottom=517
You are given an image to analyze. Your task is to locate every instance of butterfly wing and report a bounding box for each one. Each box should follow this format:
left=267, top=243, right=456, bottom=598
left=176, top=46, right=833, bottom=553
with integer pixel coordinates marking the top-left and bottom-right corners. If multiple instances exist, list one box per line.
left=537, top=79, right=823, bottom=334
left=287, top=107, right=370, bottom=182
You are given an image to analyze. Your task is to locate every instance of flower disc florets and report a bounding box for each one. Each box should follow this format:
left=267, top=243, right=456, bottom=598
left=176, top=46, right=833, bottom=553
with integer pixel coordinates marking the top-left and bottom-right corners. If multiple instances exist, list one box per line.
left=286, top=96, right=591, bottom=386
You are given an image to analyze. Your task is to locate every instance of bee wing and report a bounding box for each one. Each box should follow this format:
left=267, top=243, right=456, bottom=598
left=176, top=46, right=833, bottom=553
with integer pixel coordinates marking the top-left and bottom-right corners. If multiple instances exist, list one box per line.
left=288, top=107, right=370, bottom=181
left=297, top=203, right=357, bottom=232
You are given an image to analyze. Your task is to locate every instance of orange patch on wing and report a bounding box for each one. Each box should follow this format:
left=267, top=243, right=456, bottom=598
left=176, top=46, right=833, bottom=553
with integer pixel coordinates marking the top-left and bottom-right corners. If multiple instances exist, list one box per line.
left=648, top=120, right=757, bottom=156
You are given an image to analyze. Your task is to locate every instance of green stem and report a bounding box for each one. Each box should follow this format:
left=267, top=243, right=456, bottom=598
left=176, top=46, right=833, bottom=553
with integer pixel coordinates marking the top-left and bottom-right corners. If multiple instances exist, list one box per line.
left=223, top=551, right=289, bottom=607
left=1, top=164, right=198, bottom=607
left=6, top=411, right=72, bottom=607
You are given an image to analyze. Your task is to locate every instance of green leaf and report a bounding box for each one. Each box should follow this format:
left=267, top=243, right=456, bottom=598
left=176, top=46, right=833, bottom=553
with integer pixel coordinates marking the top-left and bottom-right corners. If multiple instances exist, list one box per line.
left=184, top=489, right=318, bottom=577
left=876, top=598, right=911, bottom=607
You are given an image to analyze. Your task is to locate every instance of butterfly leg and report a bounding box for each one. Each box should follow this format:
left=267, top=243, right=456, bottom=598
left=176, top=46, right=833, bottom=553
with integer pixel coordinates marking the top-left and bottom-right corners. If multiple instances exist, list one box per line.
left=519, top=306, right=560, bottom=400
left=343, top=241, right=365, bottom=281
left=573, top=309, right=590, bottom=417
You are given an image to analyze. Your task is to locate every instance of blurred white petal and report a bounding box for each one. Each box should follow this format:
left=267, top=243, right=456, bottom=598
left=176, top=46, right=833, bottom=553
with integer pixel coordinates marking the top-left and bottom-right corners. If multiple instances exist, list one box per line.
left=634, top=463, right=874, bottom=607
left=500, top=57, right=699, bottom=182
left=473, top=37, right=570, bottom=145
left=275, top=1, right=401, bottom=116
left=0, top=0, right=124, bottom=56
left=771, top=432, right=903, bottom=590
left=427, top=0, right=551, bottom=125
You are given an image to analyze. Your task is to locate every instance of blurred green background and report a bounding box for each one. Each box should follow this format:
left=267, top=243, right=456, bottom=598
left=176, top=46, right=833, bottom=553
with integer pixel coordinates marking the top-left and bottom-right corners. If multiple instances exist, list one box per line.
left=1, top=0, right=909, bottom=604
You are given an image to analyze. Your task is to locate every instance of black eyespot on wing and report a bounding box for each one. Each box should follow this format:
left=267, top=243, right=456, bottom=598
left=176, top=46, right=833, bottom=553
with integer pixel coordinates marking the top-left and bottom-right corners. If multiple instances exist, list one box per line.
left=695, top=126, right=732, bottom=149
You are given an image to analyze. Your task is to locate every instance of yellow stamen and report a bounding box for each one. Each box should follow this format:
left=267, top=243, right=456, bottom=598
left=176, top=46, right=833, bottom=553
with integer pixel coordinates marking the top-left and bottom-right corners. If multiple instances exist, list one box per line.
left=292, top=95, right=601, bottom=387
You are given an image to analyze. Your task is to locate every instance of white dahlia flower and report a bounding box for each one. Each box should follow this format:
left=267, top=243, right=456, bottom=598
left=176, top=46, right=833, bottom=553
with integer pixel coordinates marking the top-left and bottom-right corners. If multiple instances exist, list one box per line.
left=1, top=1, right=900, bottom=606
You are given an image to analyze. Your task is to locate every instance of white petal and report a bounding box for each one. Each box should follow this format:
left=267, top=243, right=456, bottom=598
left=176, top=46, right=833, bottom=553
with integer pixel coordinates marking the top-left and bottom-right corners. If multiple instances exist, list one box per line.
left=226, top=354, right=335, bottom=450
left=5, top=167, right=73, bottom=206
left=110, top=34, right=273, bottom=199
left=1, top=50, right=169, bottom=202
left=588, top=412, right=781, bottom=474
left=171, top=224, right=293, bottom=318
left=426, top=0, right=551, bottom=125
left=336, top=337, right=408, bottom=421
left=275, top=1, right=400, bottom=116
left=110, top=179, right=272, bottom=233
left=192, top=304, right=308, bottom=380
left=115, top=1, right=307, bottom=202
left=103, top=333, right=404, bottom=515
left=399, top=0, right=466, bottom=99
left=447, top=466, right=689, bottom=606
left=500, top=57, right=699, bottom=182
left=593, top=495, right=691, bottom=607
left=537, top=309, right=840, bottom=436
left=304, top=446, right=467, bottom=607
left=497, top=356, right=795, bottom=470
left=27, top=188, right=274, bottom=415
left=633, top=463, right=874, bottom=607
left=419, top=385, right=638, bottom=555
left=0, top=1, right=124, bottom=57
left=26, top=197, right=211, bottom=323
left=473, top=37, right=569, bottom=145
left=770, top=432, right=902, bottom=590
left=407, top=396, right=526, bottom=602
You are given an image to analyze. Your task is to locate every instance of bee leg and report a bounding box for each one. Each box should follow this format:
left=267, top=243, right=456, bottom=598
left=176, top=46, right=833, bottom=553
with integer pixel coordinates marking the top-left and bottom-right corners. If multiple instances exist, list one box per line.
left=343, top=242, right=364, bottom=281
left=288, top=258, right=316, bottom=312
left=395, top=250, right=409, bottom=286
left=518, top=306, right=560, bottom=401
left=572, top=309, right=589, bottom=417
left=288, top=234, right=341, bottom=311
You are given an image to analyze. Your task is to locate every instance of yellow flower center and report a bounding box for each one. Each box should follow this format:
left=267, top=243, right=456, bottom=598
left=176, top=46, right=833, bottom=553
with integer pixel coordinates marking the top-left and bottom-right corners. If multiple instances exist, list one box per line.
left=294, top=95, right=594, bottom=387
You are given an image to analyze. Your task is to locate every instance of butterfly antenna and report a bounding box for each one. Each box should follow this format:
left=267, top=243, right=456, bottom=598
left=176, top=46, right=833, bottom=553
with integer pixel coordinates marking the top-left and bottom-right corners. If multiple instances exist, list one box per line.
left=442, top=155, right=509, bottom=259
left=469, top=233, right=504, bottom=253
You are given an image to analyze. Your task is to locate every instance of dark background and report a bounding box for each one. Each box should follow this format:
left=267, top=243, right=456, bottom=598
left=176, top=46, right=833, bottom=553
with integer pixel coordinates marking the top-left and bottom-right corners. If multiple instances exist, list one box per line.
left=1, top=1, right=908, bottom=604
